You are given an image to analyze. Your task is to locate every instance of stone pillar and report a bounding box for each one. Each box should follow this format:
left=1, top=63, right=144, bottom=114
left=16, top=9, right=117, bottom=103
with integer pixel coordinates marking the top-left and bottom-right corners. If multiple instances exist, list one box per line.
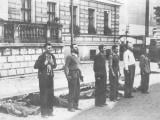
left=0, top=20, right=4, bottom=43
left=14, top=25, right=21, bottom=43
left=47, top=27, right=51, bottom=43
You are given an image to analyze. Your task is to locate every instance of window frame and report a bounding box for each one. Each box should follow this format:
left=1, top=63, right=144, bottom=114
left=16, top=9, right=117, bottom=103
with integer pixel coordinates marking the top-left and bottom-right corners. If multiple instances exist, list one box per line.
left=47, top=2, right=56, bottom=23
left=21, top=0, right=31, bottom=22
left=104, top=10, right=111, bottom=28
left=88, top=8, right=95, bottom=28
left=88, top=8, right=96, bottom=34
left=70, top=5, right=79, bottom=26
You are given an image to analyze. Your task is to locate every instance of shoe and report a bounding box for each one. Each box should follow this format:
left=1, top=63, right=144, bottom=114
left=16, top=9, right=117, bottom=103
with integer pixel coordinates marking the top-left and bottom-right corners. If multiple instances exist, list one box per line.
left=102, top=103, right=107, bottom=106
left=68, top=108, right=75, bottom=112
left=142, top=91, right=149, bottom=94
left=74, top=107, right=82, bottom=110
left=41, top=115, right=48, bottom=118
left=116, top=97, right=121, bottom=101
left=95, top=104, right=104, bottom=107
left=124, top=95, right=134, bottom=98
left=48, top=113, right=54, bottom=116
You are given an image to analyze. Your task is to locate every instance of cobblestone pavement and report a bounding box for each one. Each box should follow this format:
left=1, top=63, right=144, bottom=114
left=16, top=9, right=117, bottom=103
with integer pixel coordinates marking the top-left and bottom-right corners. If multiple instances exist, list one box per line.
left=0, top=61, right=160, bottom=120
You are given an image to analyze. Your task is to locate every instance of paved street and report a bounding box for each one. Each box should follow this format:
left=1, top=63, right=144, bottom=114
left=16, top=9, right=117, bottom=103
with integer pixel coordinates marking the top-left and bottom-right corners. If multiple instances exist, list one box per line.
left=0, top=61, right=160, bottom=120
left=69, top=73, right=160, bottom=120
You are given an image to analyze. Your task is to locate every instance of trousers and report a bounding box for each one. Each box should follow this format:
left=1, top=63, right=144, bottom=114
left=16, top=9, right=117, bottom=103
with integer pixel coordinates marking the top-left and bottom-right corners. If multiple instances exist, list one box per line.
left=68, top=70, right=80, bottom=109
left=140, top=73, right=150, bottom=92
left=95, top=73, right=107, bottom=106
left=124, top=65, right=135, bottom=97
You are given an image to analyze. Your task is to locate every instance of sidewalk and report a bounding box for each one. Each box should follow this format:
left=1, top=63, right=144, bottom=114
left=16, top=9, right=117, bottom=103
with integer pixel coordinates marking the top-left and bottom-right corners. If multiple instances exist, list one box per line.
left=0, top=61, right=160, bottom=120
left=0, top=61, right=159, bottom=99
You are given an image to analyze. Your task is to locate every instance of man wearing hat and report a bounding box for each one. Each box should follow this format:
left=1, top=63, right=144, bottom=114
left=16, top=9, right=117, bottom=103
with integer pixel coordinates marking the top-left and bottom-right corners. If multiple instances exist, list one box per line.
left=34, top=42, right=57, bottom=117
left=93, top=44, right=107, bottom=106
left=123, top=41, right=136, bottom=98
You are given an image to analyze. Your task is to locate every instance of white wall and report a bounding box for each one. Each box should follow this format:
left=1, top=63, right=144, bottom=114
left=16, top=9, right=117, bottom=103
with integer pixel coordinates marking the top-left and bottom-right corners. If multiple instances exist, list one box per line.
left=0, top=0, right=8, bottom=20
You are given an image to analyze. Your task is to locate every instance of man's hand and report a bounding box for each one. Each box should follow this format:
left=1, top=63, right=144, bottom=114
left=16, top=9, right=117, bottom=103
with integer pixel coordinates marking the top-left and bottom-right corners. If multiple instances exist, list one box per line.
left=141, top=71, right=145, bottom=75
left=125, top=69, right=129, bottom=73
left=80, top=76, right=84, bottom=82
left=67, top=76, right=72, bottom=81
left=44, top=60, right=48, bottom=65
left=112, top=72, right=116, bottom=77
left=96, top=77, right=101, bottom=81
left=119, top=72, right=121, bottom=77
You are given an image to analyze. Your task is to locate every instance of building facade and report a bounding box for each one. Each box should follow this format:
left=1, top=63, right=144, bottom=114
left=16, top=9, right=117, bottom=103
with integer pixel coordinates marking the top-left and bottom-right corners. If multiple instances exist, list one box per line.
left=0, top=0, right=121, bottom=77
left=119, top=0, right=160, bottom=36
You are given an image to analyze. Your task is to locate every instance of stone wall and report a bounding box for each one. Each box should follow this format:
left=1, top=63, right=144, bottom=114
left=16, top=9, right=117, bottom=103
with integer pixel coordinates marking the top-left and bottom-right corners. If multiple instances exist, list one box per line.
left=63, top=34, right=118, bottom=60
left=0, top=43, right=64, bottom=77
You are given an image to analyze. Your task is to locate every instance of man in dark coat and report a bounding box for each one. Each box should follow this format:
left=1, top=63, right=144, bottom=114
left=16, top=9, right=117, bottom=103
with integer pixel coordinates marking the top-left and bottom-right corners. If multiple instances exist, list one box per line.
left=109, top=45, right=121, bottom=101
left=93, top=44, right=107, bottom=107
left=64, top=44, right=83, bottom=112
left=34, top=42, right=57, bottom=117
left=139, top=48, right=150, bottom=93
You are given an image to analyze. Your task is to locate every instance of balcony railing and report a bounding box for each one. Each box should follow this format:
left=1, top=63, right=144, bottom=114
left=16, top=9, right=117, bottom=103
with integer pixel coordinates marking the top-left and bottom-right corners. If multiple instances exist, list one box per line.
left=19, top=23, right=46, bottom=43
left=3, top=21, right=62, bottom=43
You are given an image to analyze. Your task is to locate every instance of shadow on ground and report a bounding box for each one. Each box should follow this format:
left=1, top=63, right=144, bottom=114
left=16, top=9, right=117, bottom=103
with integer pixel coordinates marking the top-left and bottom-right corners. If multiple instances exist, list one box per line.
left=70, top=83, right=160, bottom=120
left=151, top=71, right=160, bottom=74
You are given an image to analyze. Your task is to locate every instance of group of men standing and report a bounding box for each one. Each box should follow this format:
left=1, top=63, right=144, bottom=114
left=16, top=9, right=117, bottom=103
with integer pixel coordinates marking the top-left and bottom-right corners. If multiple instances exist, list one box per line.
left=34, top=41, right=151, bottom=117
left=93, top=44, right=121, bottom=106
left=93, top=42, right=150, bottom=106
left=34, top=43, right=83, bottom=116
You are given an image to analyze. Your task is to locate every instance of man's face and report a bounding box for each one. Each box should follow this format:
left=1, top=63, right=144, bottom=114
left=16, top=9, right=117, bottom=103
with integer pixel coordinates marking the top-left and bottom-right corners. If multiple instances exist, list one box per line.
left=128, top=43, right=133, bottom=51
left=45, top=45, right=52, bottom=52
left=114, top=47, right=118, bottom=54
left=72, top=45, right=79, bottom=54
left=100, top=47, right=105, bottom=53
left=146, top=48, right=149, bottom=54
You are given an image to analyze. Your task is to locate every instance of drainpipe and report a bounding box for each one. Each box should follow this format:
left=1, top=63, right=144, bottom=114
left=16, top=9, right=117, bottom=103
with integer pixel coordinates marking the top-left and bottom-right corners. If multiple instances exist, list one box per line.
left=114, top=5, right=117, bottom=44
left=70, top=0, right=73, bottom=47
left=145, top=0, right=149, bottom=50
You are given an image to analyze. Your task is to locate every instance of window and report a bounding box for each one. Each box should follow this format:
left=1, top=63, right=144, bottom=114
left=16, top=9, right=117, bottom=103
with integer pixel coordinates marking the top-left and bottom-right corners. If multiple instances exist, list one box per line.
left=21, top=0, right=31, bottom=22
left=104, top=11, right=112, bottom=35
left=104, top=11, right=109, bottom=28
left=90, top=50, right=96, bottom=60
left=47, top=2, right=56, bottom=23
left=70, top=6, right=77, bottom=25
left=88, top=9, right=94, bottom=27
left=70, top=6, right=80, bottom=37
left=88, top=8, right=96, bottom=34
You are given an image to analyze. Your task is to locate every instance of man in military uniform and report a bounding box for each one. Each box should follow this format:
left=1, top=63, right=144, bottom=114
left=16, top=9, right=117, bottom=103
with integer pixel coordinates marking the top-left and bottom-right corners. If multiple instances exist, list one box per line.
left=93, top=45, right=107, bottom=106
left=64, top=44, right=83, bottom=112
left=34, top=42, right=57, bottom=117
left=109, top=45, right=121, bottom=101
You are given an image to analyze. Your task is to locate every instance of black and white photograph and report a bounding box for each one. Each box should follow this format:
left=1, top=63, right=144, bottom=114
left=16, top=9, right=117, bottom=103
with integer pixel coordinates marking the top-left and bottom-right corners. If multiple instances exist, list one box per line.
left=0, top=0, right=160, bottom=120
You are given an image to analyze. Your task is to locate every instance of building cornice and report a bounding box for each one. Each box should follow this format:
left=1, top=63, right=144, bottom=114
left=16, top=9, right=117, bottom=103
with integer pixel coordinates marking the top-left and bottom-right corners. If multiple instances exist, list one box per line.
left=90, top=0, right=123, bottom=6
